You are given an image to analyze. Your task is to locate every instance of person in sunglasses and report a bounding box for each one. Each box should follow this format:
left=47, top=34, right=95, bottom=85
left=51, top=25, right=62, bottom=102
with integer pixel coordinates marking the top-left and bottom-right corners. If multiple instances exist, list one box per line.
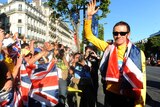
left=84, top=0, right=146, bottom=107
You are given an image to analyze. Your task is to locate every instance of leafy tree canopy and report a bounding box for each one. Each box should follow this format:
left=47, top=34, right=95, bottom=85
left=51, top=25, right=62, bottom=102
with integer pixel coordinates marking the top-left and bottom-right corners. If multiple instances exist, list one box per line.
left=98, top=24, right=104, bottom=40
left=47, top=0, right=110, bottom=51
left=48, top=0, right=110, bottom=22
left=148, top=36, right=160, bottom=47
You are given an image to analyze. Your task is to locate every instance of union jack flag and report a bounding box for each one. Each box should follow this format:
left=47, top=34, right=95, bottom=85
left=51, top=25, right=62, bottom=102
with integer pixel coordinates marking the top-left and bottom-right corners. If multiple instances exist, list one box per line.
left=20, top=60, right=59, bottom=107
left=0, top=88, right=22, bottom=107
left=12, top=38, right=21, bottom=53
left=99, top=41, right=144, bottom=99
left=11, top=38, right=21, bottom=59
left=100, top=41, right=143, bottom=89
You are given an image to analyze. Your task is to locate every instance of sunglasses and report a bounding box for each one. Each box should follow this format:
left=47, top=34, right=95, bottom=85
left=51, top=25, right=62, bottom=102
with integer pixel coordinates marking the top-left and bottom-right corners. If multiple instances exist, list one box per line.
left=113, top=32, right=128, bottom=36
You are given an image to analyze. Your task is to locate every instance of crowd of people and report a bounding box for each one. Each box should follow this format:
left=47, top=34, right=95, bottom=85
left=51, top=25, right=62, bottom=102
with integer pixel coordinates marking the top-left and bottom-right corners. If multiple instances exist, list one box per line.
left=0, top=25, right=101, bottom=107
left=0, top=0, right=146, bottom=107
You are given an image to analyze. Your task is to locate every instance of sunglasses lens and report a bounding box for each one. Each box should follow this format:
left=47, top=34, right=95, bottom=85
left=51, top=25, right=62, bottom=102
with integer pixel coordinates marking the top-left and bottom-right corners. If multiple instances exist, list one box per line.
left=120, top=32, right=128, bottom=36
left=113, top=32, right=128, bottom=36
left=113, top=32, right=118, bottom=36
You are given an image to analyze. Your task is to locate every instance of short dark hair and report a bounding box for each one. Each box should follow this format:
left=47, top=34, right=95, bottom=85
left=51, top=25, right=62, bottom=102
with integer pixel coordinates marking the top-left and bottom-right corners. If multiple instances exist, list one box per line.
left=85, top=45, right=94, bottom=52
left=0, top=26, right=5, bottom=30
left=73, top=52, right=81, bottom=58
left=21, top=43, right=29, bottom=49
left=85, top=45, right=97, bottom=53
left=113, top=21, right=130, bottom=33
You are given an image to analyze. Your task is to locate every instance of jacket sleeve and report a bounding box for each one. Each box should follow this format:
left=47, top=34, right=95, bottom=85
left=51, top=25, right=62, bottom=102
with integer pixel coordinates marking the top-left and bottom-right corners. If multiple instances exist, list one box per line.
left=135, top=50, right=146, bottom=107
left=84, top=20, right=108, bottom=51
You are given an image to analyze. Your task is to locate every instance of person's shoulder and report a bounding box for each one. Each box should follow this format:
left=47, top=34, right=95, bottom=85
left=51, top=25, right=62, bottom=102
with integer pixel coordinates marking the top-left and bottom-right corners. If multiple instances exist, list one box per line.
left=140, top=50, right=145, bottom=57
left=83, top=65, right=90, bottom=71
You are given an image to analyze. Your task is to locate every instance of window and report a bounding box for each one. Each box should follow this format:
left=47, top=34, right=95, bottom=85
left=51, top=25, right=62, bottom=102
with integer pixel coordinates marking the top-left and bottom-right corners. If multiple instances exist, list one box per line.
left=18, top=4, right=22, bottom=11
left=18, top=27, right=22, bottom=35
left=18, top=19, right=22, bottom=23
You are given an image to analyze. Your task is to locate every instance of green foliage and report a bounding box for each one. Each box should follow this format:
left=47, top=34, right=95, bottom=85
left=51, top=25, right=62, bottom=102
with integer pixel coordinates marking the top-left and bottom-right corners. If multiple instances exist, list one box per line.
left=145, top=35, right=160, bottom=57
left=48, top=0, right=110, bottom=23
left=47, top=0, right=110, bottom=51
left=136, top=35, right=160, bottom=58
left=136, top=43, right=145, bottom=52
left=148, top=36, right=160, bottom=47
left=98, top=24, right=104, bottom=40
left=97, top=23, right=104, bottom=54
left=98, top=0, right=111, bottom=19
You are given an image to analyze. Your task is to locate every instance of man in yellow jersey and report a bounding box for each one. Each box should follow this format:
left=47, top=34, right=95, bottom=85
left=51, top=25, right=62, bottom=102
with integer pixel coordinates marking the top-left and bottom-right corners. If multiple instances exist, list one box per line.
left=84, top=0, right=146, bottom=107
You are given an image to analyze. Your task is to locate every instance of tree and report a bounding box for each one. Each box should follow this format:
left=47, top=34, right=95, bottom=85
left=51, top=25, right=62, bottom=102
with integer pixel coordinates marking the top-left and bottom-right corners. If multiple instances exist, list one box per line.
left=48, top=0, right=110, bottom=51
left=144, top=35, right=160, bottom=58
left=96, top=23, right=104, bottom=55
left=148, top=36, right=160, bottom=47
left=98, top=24, right=104, bottom=40
left=136, top=35, right=160, bottom=58
left=136, top=43, right=145, bottom=52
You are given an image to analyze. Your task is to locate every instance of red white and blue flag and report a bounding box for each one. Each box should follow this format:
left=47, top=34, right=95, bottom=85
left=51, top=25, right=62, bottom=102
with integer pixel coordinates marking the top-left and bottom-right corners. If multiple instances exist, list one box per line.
left=99, top=41, right=143, bottom=89
left=20, top=60, right=59, bottom=107
left=99, top=41, right=144, bottom=99
left=12, top=37, right=21, bottom=54
left=0, top=88, right=22, bottom=107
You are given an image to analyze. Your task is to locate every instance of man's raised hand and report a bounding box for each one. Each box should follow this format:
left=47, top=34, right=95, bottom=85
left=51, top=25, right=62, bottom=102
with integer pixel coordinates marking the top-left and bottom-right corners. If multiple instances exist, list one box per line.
left=87, top=0, right=99, bottom=20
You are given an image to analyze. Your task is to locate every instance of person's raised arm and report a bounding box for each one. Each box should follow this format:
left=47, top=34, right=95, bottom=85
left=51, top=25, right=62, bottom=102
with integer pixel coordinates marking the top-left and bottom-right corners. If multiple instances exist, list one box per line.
left=12, top=55, right=23, bottom=79
left=28, top=49, right=48, bottom=65
left=28, top=42, right=54, bottom=65
left=85, top=0, right=108, bottom=51
left=29, top=40, right=35, bottom=55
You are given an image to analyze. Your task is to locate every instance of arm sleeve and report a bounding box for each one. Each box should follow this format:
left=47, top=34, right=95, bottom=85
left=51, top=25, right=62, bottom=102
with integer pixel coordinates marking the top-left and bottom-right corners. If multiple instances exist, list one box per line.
left=84, top=20, right=108, bottom=51
left=135, top=50, right=146, bottom=107
left=141, top=50, right=146, bottom=106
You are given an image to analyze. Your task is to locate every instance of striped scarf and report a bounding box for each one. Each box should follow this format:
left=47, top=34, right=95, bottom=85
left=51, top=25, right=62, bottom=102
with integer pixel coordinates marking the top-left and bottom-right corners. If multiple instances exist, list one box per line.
left=100, top=41, right=144, bottom=98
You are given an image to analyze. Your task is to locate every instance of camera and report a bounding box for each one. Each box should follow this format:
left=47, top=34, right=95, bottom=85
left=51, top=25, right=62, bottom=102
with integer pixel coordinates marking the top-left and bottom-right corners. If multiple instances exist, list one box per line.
left=88, top=51, right=97, bottom=62
left=88, top=51, right=95, bottom=58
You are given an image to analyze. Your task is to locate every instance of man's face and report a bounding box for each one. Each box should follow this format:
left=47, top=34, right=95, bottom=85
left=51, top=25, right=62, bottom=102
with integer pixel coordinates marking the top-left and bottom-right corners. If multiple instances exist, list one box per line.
left=24, top=53, right=32, bottom=63
left=86, top=48, right=91, bottom=53
left=113, top=25, right=130, bottom=46
left=74, top=54, right=80, bottom=63
left=85, top=48, right=93, bottom=57
left=24, top=46, right=30, bottom=50
left=53, top=45, right=59, bottom=56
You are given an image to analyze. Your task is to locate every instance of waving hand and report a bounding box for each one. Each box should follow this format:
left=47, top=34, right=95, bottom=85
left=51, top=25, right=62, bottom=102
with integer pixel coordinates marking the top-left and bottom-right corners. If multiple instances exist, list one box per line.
left=87, top=0, right=99, bottom=20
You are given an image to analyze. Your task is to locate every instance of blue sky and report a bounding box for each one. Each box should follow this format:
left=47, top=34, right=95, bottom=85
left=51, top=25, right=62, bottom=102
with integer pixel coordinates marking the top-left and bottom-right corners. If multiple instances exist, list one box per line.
left=98, top=0, right=160, bottom=42
left=0, top=0, right=160, bottom=42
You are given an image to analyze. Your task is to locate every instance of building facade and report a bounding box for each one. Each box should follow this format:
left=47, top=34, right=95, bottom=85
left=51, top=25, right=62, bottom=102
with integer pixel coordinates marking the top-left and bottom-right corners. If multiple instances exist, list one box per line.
left=0, top=0, right=77, bottom=51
